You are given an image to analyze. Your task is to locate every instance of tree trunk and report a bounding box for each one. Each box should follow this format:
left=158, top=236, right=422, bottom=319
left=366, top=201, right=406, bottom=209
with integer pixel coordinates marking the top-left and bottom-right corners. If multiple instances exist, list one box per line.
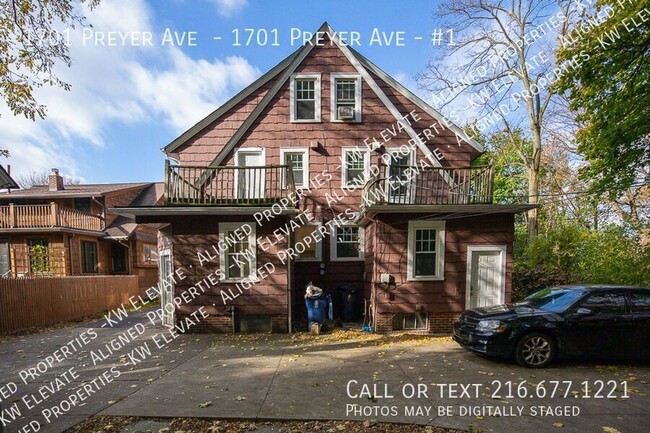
left=527, top=126, right=542, bottom=239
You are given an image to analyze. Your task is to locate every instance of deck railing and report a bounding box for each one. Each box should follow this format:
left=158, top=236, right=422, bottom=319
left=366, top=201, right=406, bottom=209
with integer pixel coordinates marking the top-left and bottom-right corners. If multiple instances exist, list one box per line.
left=165, top=161, right=296, bottom=205
left=363, top=165, right=494, bottom=206
left=0, top=204, right=104, bottom=231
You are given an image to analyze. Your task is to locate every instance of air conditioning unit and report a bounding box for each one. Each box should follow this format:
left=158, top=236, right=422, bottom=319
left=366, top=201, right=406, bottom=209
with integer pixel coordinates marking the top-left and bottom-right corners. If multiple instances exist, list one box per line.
left=337, top=106, right=355, bottom=120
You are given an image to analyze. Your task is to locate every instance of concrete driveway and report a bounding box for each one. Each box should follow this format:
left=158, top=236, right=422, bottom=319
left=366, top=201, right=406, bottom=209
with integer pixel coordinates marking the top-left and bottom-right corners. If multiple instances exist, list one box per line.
left=0, top=310, right=648, bottom=433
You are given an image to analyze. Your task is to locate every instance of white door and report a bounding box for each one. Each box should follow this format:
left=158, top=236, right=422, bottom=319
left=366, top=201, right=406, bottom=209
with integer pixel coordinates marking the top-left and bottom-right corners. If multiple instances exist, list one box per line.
left=467, top=247, right=506, bottom=309
left=236, top=150, right=264, bottom=199
left=386, top=150, right=413, bottom=204
left=159, top=251, right=174, bottom=327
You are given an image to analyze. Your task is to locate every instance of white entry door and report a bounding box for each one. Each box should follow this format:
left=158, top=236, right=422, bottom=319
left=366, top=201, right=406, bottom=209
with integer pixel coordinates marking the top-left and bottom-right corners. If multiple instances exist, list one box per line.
left=236, top=149, right=265, bottom=199
left=466, top=246, right=506, bottom=309
left=159, top=250, right=175, bottom=327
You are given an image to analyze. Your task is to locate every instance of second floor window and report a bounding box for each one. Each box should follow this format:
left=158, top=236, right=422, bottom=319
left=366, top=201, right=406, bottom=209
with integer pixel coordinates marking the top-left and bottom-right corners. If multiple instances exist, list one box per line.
left=342, top=148, right=369, bottom=188
left=331, top=74, right=361, bottom=122
left=74, top=198, right=91, bottom=213
left=290, top=74, right=321, bottom=122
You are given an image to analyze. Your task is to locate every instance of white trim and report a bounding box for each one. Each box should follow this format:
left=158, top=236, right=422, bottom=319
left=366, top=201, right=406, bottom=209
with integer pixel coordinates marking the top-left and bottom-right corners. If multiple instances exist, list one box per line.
left=290, top=73, right=322, bottom=122
left=465, top=245, right=507, bottom=309
left=218, top=222, right=257, bottom=283
left=294, top=222, right=323, bottom=262
left=407, top=220, right=446, bottom=281
left=330, top=73, right=362, bottom=122
left=234, top=148, right=266, bottom=199
left=341, top=147, right=370, bottom=189
left=330, top=223, right=365, bottom=261
left=280, top=147, right=310, bottom=189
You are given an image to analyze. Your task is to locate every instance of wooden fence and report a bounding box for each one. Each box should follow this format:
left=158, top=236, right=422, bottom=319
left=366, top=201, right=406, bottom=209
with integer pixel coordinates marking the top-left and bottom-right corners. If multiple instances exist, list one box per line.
left=0, top=275, right=139, bottom=333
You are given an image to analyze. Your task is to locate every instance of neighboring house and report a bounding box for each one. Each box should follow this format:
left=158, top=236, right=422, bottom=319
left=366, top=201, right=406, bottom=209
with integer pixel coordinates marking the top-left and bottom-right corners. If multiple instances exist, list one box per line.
left=0, top=169, right=162, bottom=293
left=0, top=165, right=19, bottom=190
left=115, top=23, right=534, bottom=334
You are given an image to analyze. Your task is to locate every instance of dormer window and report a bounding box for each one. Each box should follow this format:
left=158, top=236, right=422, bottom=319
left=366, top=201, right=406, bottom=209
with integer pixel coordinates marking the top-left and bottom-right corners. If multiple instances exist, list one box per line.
left=331, top=73, right=361, bottom=122
left=290, top=73, right=321, bottom=122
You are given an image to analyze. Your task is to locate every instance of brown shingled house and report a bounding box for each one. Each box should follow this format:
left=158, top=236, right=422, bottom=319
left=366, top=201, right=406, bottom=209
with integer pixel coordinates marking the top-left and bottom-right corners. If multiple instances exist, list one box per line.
left=116, top=23, right=533, bottom=334
left=0, top=169, right=162, bottom=293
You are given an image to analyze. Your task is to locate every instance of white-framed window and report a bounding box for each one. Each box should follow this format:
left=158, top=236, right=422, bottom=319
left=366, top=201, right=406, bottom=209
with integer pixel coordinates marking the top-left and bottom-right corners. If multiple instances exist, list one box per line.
left=290, top=73, right=321, bottom=122
left=294, top=223, right=323, bottom=262
left=330, top=224, right=364, bottom=261
left=407, top=220, right=445, bottom=281
left=280, top=148, right=309, bottom=189
left=341, top=148, right=370, bottom=188
left=219, top=222, right=257, bottom=282
left=330, top=73, right=361, bottom=122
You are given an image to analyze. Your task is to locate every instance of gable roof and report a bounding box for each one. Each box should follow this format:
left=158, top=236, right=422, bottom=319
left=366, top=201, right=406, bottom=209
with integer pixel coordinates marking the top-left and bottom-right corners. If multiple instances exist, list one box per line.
left=162, top=47, right=303, bottom=155
left=0, top=182, right=151, bottom=199
left=0, top=165, right=19, bottom=189
left=163, top=22, right=483, bottom=163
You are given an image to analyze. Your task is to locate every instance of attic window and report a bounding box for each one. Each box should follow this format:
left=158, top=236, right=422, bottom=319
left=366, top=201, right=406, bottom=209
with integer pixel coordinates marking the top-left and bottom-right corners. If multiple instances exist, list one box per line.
left=331, top=73, right=361, bottom=122
left=290, top=73, right=321, bottom=122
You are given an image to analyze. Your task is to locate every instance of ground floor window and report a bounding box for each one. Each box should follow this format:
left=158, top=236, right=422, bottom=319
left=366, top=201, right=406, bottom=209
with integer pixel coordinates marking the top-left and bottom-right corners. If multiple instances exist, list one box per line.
left=393, top=312, right=428, bottom=330
left=407, top=220, right=445, bottom=280
left=235, top=314, right=272, bottom=332
left=219, top=222, right=257, bottom=282
left=295, top=223, right=322, bottom=261
left=143, top=244, right=158, bottom=263
left=330, top=225, right=364, bottom=261
left=28, top=239, right=49, bottom=274
left=111, top=243, right=128, bottom=273
left=81, top=240, right=98, bottom=274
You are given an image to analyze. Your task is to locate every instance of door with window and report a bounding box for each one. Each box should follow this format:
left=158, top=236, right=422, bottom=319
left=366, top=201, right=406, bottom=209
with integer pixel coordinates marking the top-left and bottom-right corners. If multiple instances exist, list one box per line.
left=159, top=250, right=174, bottom=327
left=386, top=150, right=413, bottom=204
left=467, top=247, right=505, bottom=309
left=236, top=149, right=265, bottom=200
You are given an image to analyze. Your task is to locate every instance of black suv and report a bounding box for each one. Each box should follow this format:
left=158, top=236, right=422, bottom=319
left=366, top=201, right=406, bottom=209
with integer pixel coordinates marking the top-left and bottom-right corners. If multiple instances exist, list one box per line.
left=453, top=285, right=650, bottom=368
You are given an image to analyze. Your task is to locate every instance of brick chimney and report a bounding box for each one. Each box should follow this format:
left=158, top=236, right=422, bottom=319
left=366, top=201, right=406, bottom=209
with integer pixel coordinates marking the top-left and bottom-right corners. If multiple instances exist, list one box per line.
left=48, top=168, right=64, bottom=191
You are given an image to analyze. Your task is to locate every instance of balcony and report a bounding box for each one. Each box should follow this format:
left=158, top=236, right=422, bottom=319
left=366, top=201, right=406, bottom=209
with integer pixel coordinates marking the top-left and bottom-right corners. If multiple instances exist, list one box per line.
left=0, top=204, right=104, bottom=232
left=165, top=162, right=296, bottom=205
left=363, top=165, right=494, bottom=206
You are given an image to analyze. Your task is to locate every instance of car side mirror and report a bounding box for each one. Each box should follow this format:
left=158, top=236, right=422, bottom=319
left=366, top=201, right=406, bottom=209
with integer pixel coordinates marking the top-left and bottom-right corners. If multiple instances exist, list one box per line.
left=575, top=307, right=593, bottom=316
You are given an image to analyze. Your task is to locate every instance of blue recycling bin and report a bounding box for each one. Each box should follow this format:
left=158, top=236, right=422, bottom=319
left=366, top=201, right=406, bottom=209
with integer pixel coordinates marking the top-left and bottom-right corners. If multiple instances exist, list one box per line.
left=305, top=294, right=333, bottom=328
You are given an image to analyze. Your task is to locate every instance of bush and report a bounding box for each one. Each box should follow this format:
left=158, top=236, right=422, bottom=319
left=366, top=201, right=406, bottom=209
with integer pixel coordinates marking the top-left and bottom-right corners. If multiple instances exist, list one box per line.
left=512, top=223, right=650, bottom=301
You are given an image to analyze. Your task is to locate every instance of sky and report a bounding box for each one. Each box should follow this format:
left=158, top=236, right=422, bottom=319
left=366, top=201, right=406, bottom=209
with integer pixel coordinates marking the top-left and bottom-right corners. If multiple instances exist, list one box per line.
left=2, top=0, right=460, bottom=184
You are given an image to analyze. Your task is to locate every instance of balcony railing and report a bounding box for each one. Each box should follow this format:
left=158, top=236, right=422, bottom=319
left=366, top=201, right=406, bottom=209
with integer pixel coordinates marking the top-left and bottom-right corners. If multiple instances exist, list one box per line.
left=165, top=161, right=296, bottom=205
left=363, top=165, right=494, bottom=206
left=0, top=204, right=104, bottom=232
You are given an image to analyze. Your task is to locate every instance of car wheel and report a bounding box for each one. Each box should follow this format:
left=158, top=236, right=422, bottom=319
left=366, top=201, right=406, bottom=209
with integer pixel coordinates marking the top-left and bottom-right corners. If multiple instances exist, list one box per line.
left=515, top=332, right=555, bottom=368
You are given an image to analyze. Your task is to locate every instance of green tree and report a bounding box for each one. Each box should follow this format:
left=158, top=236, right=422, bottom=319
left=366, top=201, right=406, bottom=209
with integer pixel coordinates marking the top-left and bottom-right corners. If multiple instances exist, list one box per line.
left=557, top=0, right=650, bottom=193
left=0, top=0, right=100, bottom=120
left=471, top=128, right=530, bottom=204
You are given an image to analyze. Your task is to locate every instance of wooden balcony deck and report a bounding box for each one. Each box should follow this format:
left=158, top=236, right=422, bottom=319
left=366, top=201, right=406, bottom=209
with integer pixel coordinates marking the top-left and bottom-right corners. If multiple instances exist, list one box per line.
left=363, top=165, right=494, bottom=206
left=165, top=161, right=296, bottom=205
left=0, top=204, right=104, bottom=232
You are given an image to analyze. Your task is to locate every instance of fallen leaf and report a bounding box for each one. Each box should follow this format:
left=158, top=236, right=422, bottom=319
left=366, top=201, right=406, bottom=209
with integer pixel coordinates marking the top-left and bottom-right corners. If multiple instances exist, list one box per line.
left=198, top=401, right=212, bottom=408
left=602, top=428, right=621, bottom=433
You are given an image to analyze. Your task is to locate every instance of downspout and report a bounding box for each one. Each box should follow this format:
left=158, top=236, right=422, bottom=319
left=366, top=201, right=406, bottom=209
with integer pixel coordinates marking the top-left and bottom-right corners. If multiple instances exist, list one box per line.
left=287, top=227, right=293, bottom=333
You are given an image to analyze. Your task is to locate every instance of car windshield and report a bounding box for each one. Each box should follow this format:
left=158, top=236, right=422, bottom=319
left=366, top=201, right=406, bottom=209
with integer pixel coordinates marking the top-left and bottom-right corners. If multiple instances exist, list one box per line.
left=515, top=288, right=586, bottom=313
